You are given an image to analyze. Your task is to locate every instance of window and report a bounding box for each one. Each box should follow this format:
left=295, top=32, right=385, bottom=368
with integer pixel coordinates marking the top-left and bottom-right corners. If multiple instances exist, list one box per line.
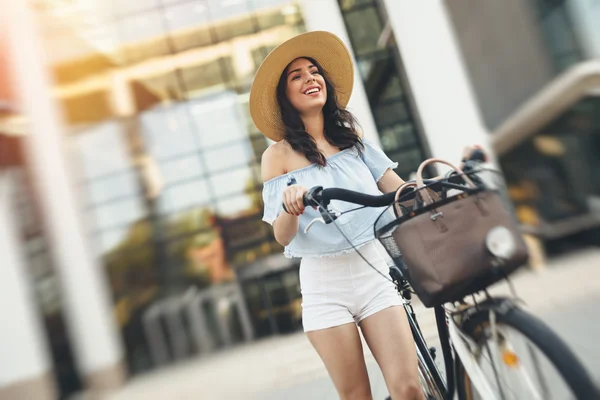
left=32, top=1, right=309, bottom=375
left=160, top=155, right=205, bottom=185
left=119, top=10, right=170, bottom=63
left=140, top=104, right=200, bottom=160
left=338, top=0, right=429, bottom=177
left=530, top=0, right=583, bottom=73
left=209, top=167, right=253, bottom=198
left=204, top=142, right=254, bottom=173
left=189, top=92, right=248, bottom=147
left=342, top=7, right=383, bottom=57
left=87, top=170, right=141, bottom=205
left=158, top=179, right=212, bottom=215
left=75, top=121, right=132, bottom=179
left=340, top=0, right=374, bottom=11
left=93, top=197, right=147, bottom=231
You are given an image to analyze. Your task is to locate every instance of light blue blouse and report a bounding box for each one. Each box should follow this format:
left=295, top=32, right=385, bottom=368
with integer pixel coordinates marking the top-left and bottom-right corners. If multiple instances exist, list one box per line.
left=262, top=138, right=398, bottom=258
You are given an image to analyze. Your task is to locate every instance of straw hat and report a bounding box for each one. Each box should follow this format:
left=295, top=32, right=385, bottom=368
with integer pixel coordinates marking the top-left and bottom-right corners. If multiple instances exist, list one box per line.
left=249, top=31, right=354, bottom=142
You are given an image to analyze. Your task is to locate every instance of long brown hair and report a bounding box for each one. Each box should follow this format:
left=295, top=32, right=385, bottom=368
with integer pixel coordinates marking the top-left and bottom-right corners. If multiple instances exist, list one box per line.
left=276, top=57, right=363, bottom=166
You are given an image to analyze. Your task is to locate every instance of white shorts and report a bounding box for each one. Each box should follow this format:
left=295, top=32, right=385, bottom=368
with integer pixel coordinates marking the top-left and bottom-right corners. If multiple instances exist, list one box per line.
left=300, top=240, right=403, bottom=332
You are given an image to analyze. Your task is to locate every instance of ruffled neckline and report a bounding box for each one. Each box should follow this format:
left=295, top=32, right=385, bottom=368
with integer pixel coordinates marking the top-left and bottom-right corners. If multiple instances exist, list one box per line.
left=262, top=147, right=356, bottom=186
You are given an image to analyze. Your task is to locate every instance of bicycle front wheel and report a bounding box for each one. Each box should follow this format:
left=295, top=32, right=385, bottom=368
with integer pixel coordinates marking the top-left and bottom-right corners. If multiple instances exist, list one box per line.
left=455, top=305, right=599, bottom=400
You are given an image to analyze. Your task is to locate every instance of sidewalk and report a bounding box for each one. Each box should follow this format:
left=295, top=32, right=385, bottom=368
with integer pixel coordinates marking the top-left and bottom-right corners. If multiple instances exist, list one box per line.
left=102, top=248, right=600, bottom=400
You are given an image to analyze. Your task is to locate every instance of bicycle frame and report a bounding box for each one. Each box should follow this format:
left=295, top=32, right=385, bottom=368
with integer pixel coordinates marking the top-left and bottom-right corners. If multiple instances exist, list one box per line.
left=393, top=273, right=448, bottom=398
left=446, top=303, right=500, bottom=400
left=395, top=273, right=516, bottom=400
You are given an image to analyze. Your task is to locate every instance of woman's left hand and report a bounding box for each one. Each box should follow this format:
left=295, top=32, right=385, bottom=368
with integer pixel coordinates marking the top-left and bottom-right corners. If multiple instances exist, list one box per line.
left=459, top=145, right=488, bottom=169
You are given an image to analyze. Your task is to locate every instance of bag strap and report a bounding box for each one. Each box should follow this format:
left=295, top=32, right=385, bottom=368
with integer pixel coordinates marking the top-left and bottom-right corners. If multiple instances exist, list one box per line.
left=393, top=181, right=442, bottom=217
left=393, top=182, right=416, bottom=217
left=415, top=158, right=477, bottom=205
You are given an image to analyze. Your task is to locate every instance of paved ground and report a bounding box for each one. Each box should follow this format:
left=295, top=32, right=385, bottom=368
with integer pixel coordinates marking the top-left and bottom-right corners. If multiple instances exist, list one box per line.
left=102, top=248, right=600, bottom=400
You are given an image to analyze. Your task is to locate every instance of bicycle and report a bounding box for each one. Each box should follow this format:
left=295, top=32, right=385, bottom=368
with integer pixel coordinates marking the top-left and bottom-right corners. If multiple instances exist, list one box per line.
left=291, top=157, right=600, bottom=400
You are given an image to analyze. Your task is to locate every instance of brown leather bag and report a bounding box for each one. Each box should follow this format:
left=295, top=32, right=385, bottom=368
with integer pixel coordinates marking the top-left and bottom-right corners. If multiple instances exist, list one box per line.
left=383, top=158, right=529, bottom=307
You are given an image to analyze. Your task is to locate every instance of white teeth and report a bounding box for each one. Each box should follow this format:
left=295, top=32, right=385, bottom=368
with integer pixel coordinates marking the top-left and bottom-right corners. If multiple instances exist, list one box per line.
left=305, top=88, right=320, bottom=95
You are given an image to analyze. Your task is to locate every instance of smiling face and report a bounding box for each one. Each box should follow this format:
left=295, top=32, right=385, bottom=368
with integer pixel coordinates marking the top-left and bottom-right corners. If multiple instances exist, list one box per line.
left=283, top=57, right=327, bottom=115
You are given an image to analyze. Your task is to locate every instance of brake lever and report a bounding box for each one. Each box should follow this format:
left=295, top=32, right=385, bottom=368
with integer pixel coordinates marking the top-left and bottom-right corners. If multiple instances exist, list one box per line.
left=305, top=217, right=326, bottom=234
left=305, top=207, right=340, bottom=234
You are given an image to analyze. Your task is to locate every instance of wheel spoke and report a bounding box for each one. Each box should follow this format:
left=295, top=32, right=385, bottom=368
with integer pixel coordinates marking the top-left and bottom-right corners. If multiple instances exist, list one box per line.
left=527, top=342, right=551, bottom=398
left=467, top=323, right=573, bottom=400
left=483, top=339, right=508, bottom=400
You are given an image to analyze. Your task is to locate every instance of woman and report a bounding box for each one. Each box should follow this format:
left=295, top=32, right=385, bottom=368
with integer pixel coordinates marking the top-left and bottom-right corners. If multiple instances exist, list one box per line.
left=250, top=31, right=478, bottom=400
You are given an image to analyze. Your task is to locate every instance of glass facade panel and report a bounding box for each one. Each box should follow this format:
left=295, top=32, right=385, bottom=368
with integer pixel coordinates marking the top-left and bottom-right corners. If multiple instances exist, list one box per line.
left=159, top=179, right=212, bottom=214
left=159, top=155, right=205, bottom=184
left=112, top=0, right=159, bottom=16
left=141, top=105, right=201, bottom=159
left=342, top=7, right=382, bottom=57
left=74, top=121, right=132, bottom=178
left=530, top=0, right=583, bottom=73
left=87, top=171, right=141, bottom=205
left=93, top=197, right=148, bottom=230
left=339, top=0, right=374, bottom=11
left=189, top=92, right=249, bottom=147
left=204, top=143, right=254, bottom=173
left=21, top=0, right=303, bottom=390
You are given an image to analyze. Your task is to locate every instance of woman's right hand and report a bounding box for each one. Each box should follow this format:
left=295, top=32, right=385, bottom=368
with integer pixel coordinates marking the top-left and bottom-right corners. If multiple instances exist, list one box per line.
left=283, top=185, right=308, bottom=216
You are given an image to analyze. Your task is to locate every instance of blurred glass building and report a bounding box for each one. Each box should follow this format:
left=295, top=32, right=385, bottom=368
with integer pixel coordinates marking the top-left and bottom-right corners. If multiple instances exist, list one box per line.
left=1, top=0, right=599, bottom=399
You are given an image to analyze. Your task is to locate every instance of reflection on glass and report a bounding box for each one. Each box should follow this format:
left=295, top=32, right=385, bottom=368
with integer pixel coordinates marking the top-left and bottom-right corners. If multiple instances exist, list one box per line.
left=104, top=220, right=156, bottom=293
left=189, top=91, right=247, bottom=147
left=93, top=197, right=147, bottom=230
left=158, top=179, right=212, bottom=215
left=209, top=167, right=252, bottom=198
left=75, top=121, right=132, bottom=178
left=119, top=9, right=166, bottom=44
left=98, top=226, right=135, bottom=254
left=374, top=100, right=408, bottom=127
left=342, top=7, right=382, bottom=57
left=339, top=0, right=374, bottom=11
left=181, top=230, right=235, bottom=285
left=113, top=0, right=159, bottom=17
left=163, top=206, right=235, bottom=287
left=204, top=142, right=253, bottom=173
left=30, top=0, right=311, bottom=378
left=380, top=74, right=403, bottom=101
left=87, top=170, right=141, bottom=205
left=532, top=0, right=583, bottom=73
left=159, top=155, right=205, bottom=185
left=62, top=90, right=113, bottom=125
left=163, top=2, right=211, bottom=52
left=141, top=104, right=200, bottom=160
left=162, top=206, right=215, bottom=238
left=132, top=70, right=184, bottom=109
left=181, top=58, right=235, bottom=97
left=216, top=195, right=254, bottom=217
left=119, top=10, right=170, bottom=63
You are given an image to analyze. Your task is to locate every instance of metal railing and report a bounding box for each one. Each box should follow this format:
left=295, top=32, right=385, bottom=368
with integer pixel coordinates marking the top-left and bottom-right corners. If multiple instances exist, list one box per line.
left=143, top=282, right=254, bottom=367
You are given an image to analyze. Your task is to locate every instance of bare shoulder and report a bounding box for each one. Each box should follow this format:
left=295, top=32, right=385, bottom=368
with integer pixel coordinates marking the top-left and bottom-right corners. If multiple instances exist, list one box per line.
left=261, top=141, right=289, bottom=182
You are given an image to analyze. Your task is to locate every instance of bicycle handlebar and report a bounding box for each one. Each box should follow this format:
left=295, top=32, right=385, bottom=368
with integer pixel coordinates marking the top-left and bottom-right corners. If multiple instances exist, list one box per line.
left=301, top=175, right=479, bottom=209
left=282, top=149, right=487, bottom=213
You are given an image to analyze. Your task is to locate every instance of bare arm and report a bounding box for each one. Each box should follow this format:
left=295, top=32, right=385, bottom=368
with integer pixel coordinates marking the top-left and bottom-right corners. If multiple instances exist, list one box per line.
left=261, top=145, right=304, bottom=247
left=377, top=168, right=406, bottom=194
left=376, top=145, right=486, bottom=194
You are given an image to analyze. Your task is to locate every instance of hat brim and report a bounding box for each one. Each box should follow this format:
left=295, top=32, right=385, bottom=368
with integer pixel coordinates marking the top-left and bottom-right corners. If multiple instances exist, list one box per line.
left=249, top=31, right=354, bottom=142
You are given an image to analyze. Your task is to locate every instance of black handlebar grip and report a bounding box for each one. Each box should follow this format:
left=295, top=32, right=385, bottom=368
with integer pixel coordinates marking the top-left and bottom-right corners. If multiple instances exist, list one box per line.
left=303, top=192, right=311, bottom=207
left=282, top=177, right=297, bottom=214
